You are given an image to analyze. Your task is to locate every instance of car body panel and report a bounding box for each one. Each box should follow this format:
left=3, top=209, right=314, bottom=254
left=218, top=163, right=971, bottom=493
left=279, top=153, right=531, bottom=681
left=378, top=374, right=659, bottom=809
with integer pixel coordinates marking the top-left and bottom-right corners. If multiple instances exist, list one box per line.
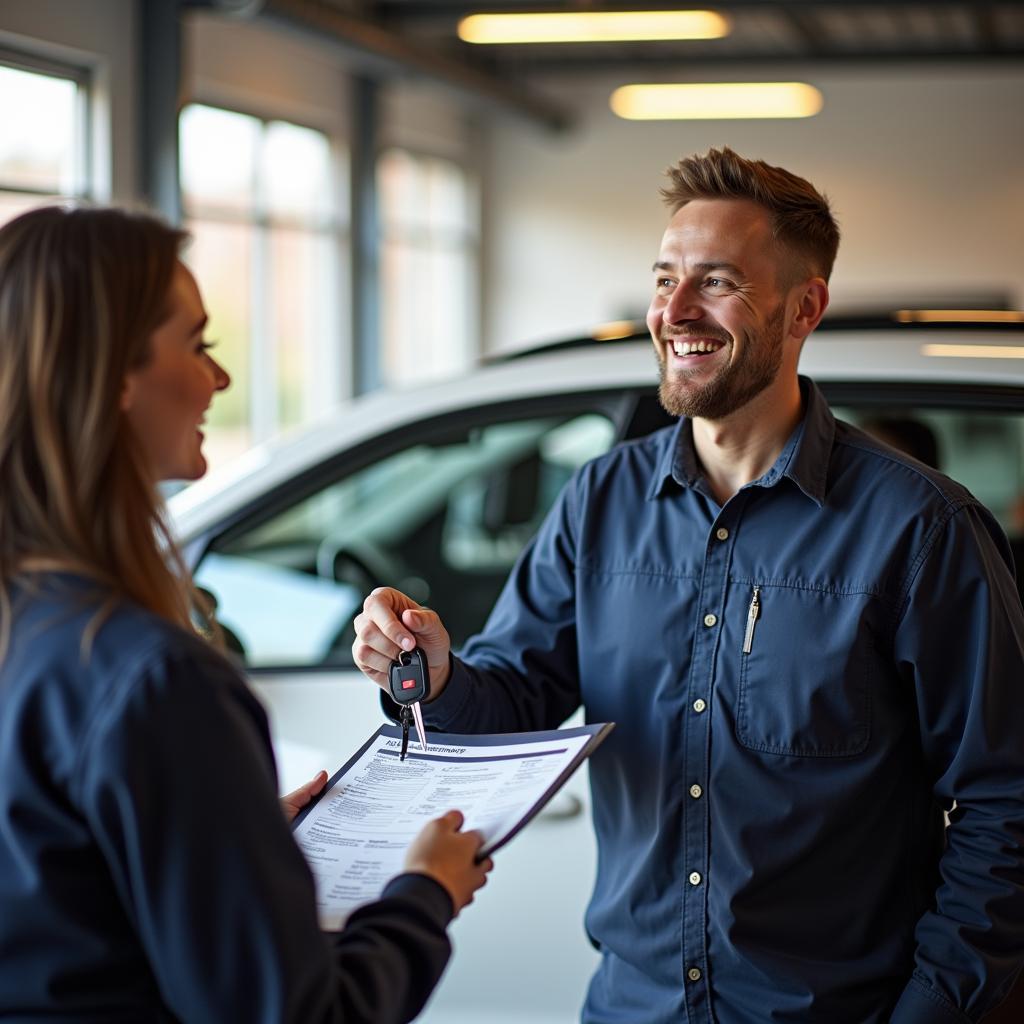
left=168, top=323, right=1024, bottom=1024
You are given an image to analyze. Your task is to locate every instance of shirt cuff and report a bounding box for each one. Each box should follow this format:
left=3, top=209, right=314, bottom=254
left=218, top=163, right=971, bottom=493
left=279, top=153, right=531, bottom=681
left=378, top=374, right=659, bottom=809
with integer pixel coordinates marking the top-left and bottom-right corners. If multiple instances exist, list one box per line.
left=890, top=977, right=973, bottom=1024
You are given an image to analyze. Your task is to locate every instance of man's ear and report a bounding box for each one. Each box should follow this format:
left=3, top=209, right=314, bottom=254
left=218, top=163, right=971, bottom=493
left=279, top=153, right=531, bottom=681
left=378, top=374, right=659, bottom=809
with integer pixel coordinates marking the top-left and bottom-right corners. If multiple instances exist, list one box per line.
left=789, top=278, right=830, bottom=342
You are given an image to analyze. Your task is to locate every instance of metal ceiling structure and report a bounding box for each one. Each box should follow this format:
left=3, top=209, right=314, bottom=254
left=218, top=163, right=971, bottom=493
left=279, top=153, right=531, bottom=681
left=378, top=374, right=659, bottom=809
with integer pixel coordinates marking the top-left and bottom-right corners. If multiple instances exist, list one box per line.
left=203, top=1, right=1024, bottom=131
left=353, top=0, right=1024, bottom=70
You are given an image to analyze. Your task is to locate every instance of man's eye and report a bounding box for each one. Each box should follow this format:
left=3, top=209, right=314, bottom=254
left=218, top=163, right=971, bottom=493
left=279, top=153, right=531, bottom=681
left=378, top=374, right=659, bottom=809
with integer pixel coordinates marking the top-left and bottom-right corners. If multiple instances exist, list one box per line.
left=704, top=277, right=732, bottom=289
left=656, top=277, right=674, bottom=289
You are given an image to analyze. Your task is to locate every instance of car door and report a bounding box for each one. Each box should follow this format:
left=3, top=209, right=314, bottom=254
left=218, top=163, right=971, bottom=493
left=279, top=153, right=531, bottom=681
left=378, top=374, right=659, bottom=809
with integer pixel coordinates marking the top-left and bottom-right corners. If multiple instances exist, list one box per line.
left=190, top=393, right=631, bottom=1024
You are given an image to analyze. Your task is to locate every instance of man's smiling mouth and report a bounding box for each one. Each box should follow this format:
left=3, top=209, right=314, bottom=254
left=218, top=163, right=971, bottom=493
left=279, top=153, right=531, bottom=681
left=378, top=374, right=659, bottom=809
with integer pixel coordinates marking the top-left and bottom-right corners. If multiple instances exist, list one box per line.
left=671, top=338, right=726, bottom=357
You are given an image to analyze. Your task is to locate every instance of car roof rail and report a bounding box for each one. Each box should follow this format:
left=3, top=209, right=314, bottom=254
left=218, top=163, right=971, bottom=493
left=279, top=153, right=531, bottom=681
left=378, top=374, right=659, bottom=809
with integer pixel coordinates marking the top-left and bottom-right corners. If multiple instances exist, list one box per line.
left=489, top=309, right=1024, bottom=363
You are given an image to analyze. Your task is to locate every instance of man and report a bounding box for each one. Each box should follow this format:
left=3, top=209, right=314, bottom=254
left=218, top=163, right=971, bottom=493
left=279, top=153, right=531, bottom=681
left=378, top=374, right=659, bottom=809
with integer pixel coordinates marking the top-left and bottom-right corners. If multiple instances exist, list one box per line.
left=353, top=148, right=1024, bottom=1023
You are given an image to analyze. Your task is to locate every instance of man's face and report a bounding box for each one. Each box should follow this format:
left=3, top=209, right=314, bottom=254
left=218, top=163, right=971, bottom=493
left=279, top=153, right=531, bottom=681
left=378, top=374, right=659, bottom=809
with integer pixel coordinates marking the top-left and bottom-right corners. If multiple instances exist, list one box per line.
left=646, top=198, right=794, bottom=421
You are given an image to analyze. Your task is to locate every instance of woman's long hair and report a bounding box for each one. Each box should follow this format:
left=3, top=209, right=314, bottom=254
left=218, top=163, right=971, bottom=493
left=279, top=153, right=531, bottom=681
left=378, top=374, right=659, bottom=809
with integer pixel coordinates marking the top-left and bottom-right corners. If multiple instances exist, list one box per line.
left=0, top=205, right=199, bottom=652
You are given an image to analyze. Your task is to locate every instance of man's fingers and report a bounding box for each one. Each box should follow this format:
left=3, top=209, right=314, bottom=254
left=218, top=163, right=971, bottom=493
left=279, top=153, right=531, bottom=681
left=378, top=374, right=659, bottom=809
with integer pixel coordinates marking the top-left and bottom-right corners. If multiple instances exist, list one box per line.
left=363, top=590, right=418, bottom=652
left=352, top=610, right=410, bottom=664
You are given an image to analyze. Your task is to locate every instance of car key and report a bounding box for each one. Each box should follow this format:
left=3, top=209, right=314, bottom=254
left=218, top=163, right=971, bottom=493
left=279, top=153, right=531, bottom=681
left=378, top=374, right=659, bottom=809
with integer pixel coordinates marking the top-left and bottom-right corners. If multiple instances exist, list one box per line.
left=388, top=646, right=431, bottom=761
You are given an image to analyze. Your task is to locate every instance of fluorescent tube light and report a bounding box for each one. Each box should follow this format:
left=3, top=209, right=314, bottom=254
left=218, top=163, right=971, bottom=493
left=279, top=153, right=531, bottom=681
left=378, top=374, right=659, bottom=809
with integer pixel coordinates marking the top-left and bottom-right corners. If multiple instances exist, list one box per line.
left=921, top=344, right=1024, bottom=359
left=611, top=82, right=823, bottom=120
left=896, top=309, right=1024, bottom=324
left=592, top=320, right=640, bottom=341
left=458, top=10, right=730, bottom=44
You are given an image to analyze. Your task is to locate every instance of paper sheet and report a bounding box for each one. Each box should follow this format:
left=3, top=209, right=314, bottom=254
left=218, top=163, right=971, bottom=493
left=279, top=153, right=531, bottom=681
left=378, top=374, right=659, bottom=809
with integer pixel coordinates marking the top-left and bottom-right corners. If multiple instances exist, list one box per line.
left=292, top=723, right=610, bottom=929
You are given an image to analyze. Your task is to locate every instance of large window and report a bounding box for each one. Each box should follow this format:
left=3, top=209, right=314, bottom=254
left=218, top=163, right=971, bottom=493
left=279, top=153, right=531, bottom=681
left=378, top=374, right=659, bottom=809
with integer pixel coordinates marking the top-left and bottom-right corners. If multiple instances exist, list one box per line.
left=180, top=103, right=347, bottom=467
left=378, top=148, right=478, bottom=387
left=0, top=55, right=90, bottom=225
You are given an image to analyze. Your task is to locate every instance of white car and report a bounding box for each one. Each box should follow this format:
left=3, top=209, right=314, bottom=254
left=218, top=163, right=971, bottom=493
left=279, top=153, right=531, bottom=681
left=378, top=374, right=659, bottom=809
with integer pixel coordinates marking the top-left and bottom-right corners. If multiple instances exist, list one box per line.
left=169, top=317, right=1024, bottom=1024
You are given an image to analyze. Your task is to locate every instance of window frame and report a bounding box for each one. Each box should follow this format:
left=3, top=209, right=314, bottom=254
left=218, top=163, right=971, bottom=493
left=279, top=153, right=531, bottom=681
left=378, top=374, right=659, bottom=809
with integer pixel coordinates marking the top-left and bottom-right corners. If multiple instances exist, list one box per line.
left=0, top=46, right=92, bottom=204
left=179, top=99, right=349, bottom=447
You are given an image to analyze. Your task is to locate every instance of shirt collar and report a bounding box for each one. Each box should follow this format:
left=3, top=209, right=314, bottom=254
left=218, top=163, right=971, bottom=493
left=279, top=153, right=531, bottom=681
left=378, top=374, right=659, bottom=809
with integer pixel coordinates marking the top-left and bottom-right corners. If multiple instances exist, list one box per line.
left=646, top=376, right=834, bottom=507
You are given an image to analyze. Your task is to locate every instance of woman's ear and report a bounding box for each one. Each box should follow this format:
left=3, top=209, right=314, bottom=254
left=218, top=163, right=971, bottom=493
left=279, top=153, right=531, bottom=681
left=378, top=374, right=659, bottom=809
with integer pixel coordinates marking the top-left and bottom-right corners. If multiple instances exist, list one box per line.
left=120, top=374, right=136, bottom=413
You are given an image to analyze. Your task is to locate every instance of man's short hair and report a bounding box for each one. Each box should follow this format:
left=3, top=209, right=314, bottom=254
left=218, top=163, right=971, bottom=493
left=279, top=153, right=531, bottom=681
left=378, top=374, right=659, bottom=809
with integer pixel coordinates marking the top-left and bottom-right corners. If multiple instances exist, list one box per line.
left=661, top=146, right=840, bottom=283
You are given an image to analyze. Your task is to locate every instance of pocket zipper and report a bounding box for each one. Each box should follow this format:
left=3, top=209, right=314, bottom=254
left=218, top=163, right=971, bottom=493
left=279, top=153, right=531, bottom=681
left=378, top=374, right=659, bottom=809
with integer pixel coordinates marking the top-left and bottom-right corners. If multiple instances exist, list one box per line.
left=742, top=586, right=761, bottom=654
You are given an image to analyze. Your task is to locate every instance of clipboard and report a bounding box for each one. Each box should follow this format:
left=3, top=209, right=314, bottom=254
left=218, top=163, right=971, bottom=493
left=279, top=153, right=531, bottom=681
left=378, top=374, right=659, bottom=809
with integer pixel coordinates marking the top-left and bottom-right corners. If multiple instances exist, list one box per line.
left=290, top=722, right=614, bottom=928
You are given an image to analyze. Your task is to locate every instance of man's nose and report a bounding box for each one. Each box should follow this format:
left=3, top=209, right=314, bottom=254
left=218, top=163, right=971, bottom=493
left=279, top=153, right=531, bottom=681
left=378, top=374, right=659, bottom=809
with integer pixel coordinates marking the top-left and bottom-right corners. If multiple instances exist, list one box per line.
left=663, top=281, right=703, bottom=325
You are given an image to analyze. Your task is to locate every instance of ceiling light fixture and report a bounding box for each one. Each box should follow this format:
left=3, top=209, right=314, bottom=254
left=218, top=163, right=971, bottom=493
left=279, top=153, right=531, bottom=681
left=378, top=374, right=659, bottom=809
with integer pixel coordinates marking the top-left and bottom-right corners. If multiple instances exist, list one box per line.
left=921, top=344, right=1024, bottom=359
left=458, top=10, right=730, bottom=45
left=896, top=309, right=1024, bottom=324
left=611, top=82, right=823, bottom=120
left=592, top=320, right=640, bottom=341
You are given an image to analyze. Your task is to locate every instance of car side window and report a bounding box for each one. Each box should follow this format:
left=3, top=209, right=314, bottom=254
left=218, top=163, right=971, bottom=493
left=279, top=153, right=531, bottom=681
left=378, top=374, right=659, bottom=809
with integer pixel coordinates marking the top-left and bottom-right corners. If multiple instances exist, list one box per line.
left=838, top=404, right=1024, bottom=603
left=194, top=412, right=616, bottom=669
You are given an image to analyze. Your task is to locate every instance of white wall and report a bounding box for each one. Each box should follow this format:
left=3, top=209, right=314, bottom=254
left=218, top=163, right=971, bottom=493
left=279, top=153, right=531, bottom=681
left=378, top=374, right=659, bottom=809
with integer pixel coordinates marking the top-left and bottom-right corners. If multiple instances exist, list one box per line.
left=482, top=64, right=1024, bottom=354
left=0, top=0, right=137, bottom=201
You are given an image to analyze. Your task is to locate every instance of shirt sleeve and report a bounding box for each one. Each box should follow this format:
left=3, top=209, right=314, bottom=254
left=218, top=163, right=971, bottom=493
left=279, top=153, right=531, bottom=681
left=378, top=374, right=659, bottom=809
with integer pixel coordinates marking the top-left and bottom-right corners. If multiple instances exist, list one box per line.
left=890, top=502, right=1024, bottom=1023
left=72, top=641, right=453, bottom=1024
left=408, top=474, right=584, bottom=735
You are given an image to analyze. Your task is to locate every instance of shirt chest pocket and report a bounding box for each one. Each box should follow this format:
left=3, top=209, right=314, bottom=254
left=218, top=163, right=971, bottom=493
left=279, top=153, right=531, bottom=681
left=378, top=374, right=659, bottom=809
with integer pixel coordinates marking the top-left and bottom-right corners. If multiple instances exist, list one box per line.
left=734, top=583, right=873, bottom=757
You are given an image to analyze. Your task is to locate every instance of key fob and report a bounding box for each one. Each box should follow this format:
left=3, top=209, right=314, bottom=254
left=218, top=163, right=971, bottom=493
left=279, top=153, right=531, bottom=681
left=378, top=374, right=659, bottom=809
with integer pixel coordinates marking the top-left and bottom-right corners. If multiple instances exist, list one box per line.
left=388, top=647, right=431, bottom=705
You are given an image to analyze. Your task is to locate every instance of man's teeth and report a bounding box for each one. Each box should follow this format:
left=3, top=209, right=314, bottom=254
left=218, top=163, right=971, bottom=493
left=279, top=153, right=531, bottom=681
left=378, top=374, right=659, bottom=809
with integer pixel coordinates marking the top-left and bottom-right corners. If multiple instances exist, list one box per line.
left=672, top=339, right=724, bottom=356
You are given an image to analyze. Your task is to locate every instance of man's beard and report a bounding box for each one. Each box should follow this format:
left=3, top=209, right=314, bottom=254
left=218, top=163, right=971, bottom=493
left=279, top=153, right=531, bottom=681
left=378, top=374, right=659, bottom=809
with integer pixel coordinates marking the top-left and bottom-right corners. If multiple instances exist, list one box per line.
left=657, top=303, right=786, bottom=420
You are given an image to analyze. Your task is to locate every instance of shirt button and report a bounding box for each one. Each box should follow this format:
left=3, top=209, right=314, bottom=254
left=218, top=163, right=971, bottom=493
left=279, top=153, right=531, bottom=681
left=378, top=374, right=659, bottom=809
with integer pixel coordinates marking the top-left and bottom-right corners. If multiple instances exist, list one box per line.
left=690, top=784, right=703, bottom=799
left=715, top=527, right=729, bottom=541
left=693, top=698, right=707, bottom=713
left=687, top=967, right=702, bottom=983
left=703, top=613, right=717, bottom=627
left=689, top=871, right=702, bottom=886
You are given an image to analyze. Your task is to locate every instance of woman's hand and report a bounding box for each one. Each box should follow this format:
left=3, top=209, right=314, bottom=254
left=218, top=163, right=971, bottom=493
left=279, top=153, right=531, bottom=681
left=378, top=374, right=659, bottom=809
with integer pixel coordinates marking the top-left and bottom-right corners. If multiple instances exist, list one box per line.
left=281, top=769, right=329, bottom=824
left=404, top=810, right=493, bottom=916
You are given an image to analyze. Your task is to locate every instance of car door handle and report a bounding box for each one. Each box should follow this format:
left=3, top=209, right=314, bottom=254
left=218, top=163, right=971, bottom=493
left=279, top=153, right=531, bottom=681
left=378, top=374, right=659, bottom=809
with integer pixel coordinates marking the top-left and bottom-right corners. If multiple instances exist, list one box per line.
left=538, top=792, right=584, bottom=821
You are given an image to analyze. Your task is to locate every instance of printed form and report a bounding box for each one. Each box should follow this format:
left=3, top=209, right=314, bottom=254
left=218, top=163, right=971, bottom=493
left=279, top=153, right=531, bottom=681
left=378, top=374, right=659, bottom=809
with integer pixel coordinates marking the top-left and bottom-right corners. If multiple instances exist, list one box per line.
left=291, top=723, right=611, bottom=929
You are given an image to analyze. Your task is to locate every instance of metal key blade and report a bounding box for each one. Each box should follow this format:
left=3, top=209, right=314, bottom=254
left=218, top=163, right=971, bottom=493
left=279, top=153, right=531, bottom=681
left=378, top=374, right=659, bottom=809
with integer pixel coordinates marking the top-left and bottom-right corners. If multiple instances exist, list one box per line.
left=410, top=701, right=429, bottom=752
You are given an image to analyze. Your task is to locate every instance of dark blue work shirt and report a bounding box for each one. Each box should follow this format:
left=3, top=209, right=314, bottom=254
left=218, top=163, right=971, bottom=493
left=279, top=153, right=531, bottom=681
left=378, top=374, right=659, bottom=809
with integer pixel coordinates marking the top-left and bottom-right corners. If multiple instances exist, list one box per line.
left=422, top=378, right=1024, bottom=1023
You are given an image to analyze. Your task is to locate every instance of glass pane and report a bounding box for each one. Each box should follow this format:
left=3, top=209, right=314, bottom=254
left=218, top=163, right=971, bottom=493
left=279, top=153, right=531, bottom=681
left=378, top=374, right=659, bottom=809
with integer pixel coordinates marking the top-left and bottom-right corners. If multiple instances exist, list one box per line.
left=426, top=157, right=472, bottom=234
left=262, top=121, right=332, bottom=222
left=378, top=148, right=473, bottom=234
left=270, top=225, right=318, bottom=429
left=183, top=219, right=253, bottom=466
left=378, top=148, right=420, bottom=229
left=197, top=411, right=616, bottom=668
left=0, top=65, right=78, bottom=193
left=180, top=104, right=259, bottom=214
left=381, top=238, right=472, bottom=386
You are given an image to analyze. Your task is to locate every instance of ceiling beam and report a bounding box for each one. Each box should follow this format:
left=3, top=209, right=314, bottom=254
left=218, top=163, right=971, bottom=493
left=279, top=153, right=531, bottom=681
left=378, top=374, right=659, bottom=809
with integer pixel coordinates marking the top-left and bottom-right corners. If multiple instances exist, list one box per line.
left=473, top=45, right=1024, bottom=70
left=372, top=0, right=1023, bottom=16
left=256, top=0, right=572, bottom=130
left=778, top=5, right=829, bottom=53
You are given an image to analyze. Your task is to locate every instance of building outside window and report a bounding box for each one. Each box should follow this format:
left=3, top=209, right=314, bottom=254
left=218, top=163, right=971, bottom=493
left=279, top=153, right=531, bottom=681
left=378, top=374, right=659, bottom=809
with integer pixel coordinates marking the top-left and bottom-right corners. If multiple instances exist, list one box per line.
left=0, top=53, right=90, bottom=225
left=377, top=148, right=478, bottom=388
left=179, top=102, right=347, bottom=467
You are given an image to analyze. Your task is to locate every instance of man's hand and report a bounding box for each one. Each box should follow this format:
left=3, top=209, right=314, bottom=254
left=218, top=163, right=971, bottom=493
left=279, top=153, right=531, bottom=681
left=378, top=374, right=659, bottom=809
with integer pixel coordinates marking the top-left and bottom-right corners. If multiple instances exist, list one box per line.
left=352, top=587, right=453, bottom=701
left=404, top=810, right=493, bottom=917
left=280, top=769, right=328, bottom=824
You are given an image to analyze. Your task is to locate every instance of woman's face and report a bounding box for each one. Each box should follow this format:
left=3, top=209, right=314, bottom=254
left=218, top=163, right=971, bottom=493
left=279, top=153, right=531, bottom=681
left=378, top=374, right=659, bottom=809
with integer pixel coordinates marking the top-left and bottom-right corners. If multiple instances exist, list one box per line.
left=121, top=262, right=230, bottom=482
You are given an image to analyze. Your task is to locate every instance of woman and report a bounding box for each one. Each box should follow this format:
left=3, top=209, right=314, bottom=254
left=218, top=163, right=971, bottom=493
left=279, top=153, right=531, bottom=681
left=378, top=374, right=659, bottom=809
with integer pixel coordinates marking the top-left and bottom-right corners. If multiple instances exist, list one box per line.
left=0, top=205, right=491, bottom=1022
